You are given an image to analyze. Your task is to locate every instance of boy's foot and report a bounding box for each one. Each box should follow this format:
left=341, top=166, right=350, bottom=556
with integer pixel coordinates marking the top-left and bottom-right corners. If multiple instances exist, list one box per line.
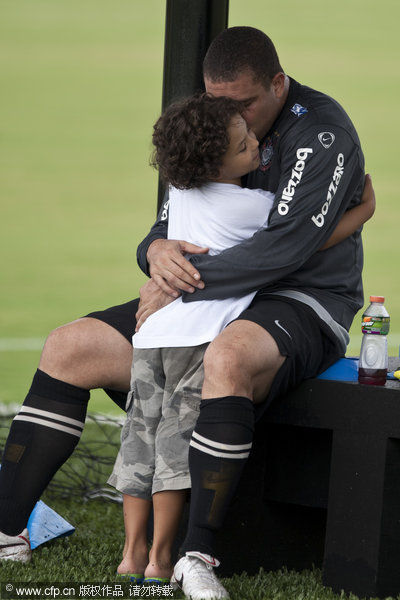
left=0, top=528, right=31, bottom=562
left=144, top=554, right=173, bottom=581
left=117, top=544, right=148, bottom=582
left=171, top=551, right=229, bottom=600
left=143, top=576, right=170, bottom=585
left=116, top=573, right=144, bottom=584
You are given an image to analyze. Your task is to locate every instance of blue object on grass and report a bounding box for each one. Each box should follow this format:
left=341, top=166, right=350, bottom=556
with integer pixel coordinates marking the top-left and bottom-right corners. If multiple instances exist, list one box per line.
left=27, top=500, right=75, bottom=549
left=317, top=357, right=359, bottom=382
left=0, top=468, right=75, bottom=550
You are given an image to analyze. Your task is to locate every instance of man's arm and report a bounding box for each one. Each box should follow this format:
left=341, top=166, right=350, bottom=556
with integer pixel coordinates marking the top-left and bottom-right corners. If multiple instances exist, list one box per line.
left=136, top=191, right=170, bottom=276
left=136, top=189, right=207, bottom=295
left=320, top=173, right=374, bottom=250
left=182, top=124, right=364, bottom=302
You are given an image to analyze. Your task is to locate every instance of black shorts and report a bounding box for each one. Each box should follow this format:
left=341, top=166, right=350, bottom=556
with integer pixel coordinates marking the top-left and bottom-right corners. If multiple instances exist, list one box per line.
left=85, top=298, right=139, bottom=343
left=84, top=299, right=139, bottom=410
left=84, top=294, right=343, bottom=416
left=234, top=292, right=344, bottom=419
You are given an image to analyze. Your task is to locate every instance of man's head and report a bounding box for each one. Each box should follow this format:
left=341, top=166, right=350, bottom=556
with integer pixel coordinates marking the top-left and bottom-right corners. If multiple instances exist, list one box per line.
left=203, top=27, right=288, bottom=140
left=152, top=93, right=259, bottom=190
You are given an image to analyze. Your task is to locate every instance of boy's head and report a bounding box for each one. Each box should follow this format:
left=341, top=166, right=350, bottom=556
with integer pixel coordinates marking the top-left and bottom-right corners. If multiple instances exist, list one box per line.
left=152, top=93, right=259, bottom=190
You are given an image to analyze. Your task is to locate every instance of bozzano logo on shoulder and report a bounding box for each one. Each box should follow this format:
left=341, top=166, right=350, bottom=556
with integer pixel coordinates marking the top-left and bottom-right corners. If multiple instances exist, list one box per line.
left=278, top=147, right=313, bottom=215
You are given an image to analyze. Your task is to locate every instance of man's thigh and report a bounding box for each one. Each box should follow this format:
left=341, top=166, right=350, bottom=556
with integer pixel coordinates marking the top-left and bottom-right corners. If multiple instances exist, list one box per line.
left=85, top=298, right=139, bottom=409
left=235, top=295, right=343, bottom=418
left=203, top=319, right=285, bottom=401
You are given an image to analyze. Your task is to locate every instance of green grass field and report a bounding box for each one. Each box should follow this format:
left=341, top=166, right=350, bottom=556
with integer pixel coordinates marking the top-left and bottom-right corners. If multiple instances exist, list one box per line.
left=1, top=1, right=399, bottom=598
left=1, top=0, right=400, bottom=412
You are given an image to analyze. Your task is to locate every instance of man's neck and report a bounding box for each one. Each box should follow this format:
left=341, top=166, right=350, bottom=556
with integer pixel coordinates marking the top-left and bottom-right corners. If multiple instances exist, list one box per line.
left=259, top=75, right=290, bottom=140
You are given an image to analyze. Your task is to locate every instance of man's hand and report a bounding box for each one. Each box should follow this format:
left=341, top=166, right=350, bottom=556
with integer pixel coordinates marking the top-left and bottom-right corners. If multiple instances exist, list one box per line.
left=147, top=238, right=209, bottom=296
left=135, top=279, right=176, bottom=332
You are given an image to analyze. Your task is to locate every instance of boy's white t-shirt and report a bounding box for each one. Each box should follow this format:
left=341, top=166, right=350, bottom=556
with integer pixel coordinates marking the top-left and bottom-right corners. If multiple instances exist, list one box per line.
left=133, top=182, right=274, bottom=349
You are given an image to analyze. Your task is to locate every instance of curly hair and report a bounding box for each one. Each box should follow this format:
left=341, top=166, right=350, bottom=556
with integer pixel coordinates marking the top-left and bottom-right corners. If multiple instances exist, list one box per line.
left=151, top=93, right=244, bottom=190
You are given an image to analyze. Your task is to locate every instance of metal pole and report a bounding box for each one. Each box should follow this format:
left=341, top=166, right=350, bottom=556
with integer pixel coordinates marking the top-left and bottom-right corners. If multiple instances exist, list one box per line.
left=157, top=0, right=229, bottom=212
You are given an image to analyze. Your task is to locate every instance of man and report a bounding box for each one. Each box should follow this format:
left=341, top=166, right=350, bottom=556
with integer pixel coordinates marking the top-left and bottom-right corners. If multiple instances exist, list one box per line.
left=0, top=26, right=365, bottom=597
left=137, top=27, right=365, bottom=600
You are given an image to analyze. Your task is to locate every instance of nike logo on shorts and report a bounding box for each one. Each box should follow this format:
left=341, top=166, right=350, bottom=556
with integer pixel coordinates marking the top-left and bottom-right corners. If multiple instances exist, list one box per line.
left=274, top=319, right=292, bottom=340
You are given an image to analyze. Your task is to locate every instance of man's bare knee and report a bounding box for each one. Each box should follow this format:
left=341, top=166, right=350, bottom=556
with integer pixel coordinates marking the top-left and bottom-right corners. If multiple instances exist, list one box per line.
left=203, top=344, right=246, bottom=389
left=39, top=317, right=132, bottom=391
left=40, top=320, right=91, bottom=373
left=202, top=321, right=285, bottom=401
left=40, top=326, right=72, bottom=373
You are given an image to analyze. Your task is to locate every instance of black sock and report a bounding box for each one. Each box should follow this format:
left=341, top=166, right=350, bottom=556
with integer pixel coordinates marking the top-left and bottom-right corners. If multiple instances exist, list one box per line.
left=0, top=369, right=89, bottom=535
left=181, top=396, right=254, bottom=558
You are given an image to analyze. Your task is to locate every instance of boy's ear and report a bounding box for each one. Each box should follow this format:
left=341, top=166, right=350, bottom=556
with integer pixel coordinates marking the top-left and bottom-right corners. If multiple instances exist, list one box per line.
left=213, top=165, right=224, bottom=181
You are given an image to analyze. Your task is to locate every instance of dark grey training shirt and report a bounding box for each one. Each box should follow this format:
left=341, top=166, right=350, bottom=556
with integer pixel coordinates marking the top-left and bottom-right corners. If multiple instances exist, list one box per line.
left=137, top=78, right=365, bottom=350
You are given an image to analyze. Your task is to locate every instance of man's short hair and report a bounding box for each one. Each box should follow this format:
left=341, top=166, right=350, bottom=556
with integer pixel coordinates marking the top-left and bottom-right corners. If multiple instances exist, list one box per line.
left=203, top=26, right=283, bottom=88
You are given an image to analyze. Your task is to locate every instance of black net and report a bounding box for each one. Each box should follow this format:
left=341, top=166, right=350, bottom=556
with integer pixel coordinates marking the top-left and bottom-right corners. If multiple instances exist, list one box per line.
left=0, top=405, right=123, bottom=503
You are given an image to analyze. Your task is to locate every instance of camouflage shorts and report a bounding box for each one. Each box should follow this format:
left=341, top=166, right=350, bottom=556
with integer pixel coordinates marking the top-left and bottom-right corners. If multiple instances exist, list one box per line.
left=108, top=343, right=208, bottom=500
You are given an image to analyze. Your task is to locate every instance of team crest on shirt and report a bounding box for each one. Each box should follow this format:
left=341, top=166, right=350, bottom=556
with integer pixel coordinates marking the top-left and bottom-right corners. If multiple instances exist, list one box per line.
left=259, top=131, right=279, bottom=172
left=260, top=138, right=274, bottom=171
left=291, top=103, right=308, bottom=117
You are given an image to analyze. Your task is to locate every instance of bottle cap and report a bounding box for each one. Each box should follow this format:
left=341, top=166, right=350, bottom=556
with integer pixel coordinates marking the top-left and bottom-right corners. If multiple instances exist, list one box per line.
left=370, top=295, right=385, bottom=303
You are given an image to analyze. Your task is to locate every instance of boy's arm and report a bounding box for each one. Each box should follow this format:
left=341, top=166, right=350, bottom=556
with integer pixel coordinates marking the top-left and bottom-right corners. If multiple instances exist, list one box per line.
left=135, top=279, right=176, bottom=331
left=320, top=173, right=375, bottom=250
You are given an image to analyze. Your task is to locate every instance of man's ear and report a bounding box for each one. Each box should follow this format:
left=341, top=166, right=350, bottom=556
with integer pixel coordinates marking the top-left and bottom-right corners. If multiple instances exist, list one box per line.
left=271, top=72, right=286, bottom=98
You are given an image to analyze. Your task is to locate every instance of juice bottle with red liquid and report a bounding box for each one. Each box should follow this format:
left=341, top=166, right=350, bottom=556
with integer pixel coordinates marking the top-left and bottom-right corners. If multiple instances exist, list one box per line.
left=358, top=295, right=390, bottom=386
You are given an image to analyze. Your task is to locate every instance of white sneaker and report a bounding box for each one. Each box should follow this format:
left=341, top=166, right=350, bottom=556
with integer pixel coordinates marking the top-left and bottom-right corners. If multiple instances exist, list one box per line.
left=0, top=528, right=32, bottom=562
left=171, top=551, right=229, bottom=600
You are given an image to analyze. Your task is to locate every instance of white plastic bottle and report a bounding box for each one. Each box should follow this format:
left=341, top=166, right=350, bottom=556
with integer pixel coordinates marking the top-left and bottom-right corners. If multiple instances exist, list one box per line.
left=358, top=295, right=390, bottom=386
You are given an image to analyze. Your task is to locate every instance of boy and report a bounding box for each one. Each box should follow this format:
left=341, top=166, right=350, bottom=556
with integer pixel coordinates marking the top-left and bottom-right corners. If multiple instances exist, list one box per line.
left=108, top=93, right=374, bottom=588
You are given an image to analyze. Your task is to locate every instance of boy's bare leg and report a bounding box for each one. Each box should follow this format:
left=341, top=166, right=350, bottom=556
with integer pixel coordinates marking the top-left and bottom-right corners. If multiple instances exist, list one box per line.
left=145, top=490, right=187, bottom=579
left=118, top=495, right=151, bottom=575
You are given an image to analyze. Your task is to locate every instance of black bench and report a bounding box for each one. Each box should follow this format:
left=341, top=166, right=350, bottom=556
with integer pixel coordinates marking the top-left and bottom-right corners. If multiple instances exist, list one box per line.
left=174, top=358, right=400, bottom=598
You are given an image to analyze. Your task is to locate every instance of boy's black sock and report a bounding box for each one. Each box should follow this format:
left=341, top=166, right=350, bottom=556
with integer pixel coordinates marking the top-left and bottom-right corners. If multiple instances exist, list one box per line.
left=0, top=369, right=89, bottom=535
left=181, top=395, right=254, bottom=558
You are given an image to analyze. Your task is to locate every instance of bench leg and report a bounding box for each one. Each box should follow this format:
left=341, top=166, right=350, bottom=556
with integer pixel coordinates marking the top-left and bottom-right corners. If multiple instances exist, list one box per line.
left=323, top=430, right=387, bottom=597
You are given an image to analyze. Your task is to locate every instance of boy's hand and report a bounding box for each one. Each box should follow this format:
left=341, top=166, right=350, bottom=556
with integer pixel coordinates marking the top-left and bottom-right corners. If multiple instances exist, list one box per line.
left=361, top=174, right=376, bottom=218
left=135, top=279, right=176, bottom=331
left=147, top=239, right=208, bottom=296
